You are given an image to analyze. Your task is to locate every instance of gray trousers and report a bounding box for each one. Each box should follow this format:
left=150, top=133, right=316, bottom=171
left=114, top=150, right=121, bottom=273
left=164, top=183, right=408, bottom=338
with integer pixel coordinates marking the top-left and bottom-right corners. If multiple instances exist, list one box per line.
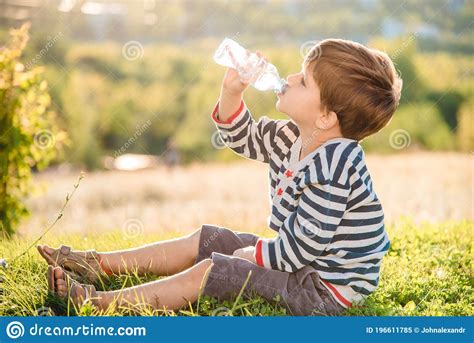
left=195, top=224, right=346, bottom=316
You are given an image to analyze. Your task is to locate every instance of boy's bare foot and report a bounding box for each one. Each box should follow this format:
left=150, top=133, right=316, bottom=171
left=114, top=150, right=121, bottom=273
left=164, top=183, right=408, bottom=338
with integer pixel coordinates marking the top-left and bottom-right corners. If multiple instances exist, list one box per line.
left=38, top=245, right=109, bottom=284
left=47, top=265, right=98, bottom=309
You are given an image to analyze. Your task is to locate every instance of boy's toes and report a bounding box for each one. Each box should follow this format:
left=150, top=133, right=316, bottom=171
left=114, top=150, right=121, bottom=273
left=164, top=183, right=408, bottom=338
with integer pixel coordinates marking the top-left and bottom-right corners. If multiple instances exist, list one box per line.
left=51, top=266, right=87, bottom=306
left=42, top=245, right=55, bottom=256
left=53, top=267, right=66, bottom=295
left=37, top=245, right=56, bottom=265
left=55, top=279, right=67, bottom=297
left=54, top=266, right=65, bottom=280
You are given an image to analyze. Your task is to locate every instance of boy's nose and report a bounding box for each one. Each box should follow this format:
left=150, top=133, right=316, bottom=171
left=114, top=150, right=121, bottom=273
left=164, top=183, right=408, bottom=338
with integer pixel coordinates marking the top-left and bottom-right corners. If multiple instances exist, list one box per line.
left=286, top=73, right=300, bottom=86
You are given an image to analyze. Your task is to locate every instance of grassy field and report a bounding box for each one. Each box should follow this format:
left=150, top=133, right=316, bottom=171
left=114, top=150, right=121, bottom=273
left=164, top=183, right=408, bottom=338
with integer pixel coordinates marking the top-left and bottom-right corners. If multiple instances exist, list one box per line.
left=1, top=153, right=472, bottom=316
left=0, top=221, right=472, bottom=316
left=20, top=152, right=472, bottom=237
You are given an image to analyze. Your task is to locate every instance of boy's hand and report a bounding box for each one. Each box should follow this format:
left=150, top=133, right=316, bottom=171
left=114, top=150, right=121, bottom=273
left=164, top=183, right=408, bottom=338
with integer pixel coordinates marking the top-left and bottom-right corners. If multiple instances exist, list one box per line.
left=232, top=246, right=256, bottom=263
left=218, top=50, right=267, bottom=121
left=221, top=67, right=250, bottom=96
left=221, top=50, right=267, bottom=96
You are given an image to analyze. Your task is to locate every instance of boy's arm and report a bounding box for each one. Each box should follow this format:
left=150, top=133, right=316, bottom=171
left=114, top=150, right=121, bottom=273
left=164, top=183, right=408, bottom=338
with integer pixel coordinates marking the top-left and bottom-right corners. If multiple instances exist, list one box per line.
left=212, top=99, right=288, bottom=163
left=216, top=70, right=245, bottom=123
left=213, top=66, right=288, bottom=163
left=254, top=172, right=351, bottom=272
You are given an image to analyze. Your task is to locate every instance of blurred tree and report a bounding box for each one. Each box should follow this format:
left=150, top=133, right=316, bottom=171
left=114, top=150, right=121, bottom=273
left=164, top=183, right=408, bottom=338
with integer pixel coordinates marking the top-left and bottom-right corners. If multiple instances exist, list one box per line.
left=426, top=90, right=465, bottom=131
left=61, top=71, right=103, bottom=169
left=0, top=24, right=66, bottom=237
left=456, top=96, right=474, bottom=152
left=393, top=46, right=427, bottom=104
left=362, top=102, right=455, bottom=152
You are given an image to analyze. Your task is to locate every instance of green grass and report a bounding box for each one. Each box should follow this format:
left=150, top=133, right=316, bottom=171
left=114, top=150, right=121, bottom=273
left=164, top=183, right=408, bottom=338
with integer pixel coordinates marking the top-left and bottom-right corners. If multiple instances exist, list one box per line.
left=0, top=220, right=472, bottom=316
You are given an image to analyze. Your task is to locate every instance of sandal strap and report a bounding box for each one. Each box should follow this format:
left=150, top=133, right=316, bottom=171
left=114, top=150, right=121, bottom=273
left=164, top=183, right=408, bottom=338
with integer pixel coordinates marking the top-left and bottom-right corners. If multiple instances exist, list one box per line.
left=47, top=265, right=55, bottom=292
left=83, top=284, right=97, bottom=300
left=54, top=246, right=102, bottom=283
left=84, top=250, right=99, bottom=261
left=59, top=245, right=71, bottom=256
left=68, top=276, right=97, bottom=306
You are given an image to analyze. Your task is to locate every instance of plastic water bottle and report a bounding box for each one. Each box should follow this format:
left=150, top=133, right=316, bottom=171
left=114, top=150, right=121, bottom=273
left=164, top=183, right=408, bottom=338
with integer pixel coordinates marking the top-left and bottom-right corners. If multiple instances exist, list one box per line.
left=213, top=38, right=287, bottom=93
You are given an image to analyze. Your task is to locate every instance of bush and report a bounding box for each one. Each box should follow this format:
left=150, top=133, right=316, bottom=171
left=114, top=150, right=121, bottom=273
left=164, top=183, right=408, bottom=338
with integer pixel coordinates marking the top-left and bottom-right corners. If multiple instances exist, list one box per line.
left=0, top=24, right=65, bottom=237
left=15, top=37, right=470, bottom=168
left=362, top=102, right=455, bottom=152
left=457, top=96, right=474, bottom=152
left=426, top=90, right=465, bottom=131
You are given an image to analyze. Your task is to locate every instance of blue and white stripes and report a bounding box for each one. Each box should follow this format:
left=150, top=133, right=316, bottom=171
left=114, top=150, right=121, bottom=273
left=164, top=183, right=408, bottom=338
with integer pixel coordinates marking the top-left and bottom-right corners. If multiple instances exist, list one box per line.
left=211, top=100, right=390, bottom=307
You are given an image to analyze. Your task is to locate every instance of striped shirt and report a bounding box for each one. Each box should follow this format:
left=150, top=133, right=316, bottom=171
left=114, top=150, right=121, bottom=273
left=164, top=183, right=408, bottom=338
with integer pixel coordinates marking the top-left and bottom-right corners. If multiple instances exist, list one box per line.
left=211, top=100, right=390, bottom=308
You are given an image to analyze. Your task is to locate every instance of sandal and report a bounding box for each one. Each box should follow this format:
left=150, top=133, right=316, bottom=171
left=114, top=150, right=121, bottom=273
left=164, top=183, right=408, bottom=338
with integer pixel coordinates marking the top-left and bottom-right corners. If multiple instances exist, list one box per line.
left=47, top=265, right=98, bottom=309
left=38, top=245, right=109, bottom=285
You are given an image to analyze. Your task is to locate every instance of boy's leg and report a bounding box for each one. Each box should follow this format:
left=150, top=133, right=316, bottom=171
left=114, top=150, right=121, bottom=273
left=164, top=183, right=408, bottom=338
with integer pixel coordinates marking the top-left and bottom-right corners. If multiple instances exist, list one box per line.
left=99, top=228, right=202, bottom=276
left=40, top=227, right=202, bottom=277
left=96, top=226, right=260, bottom=310
left=52, top=258, right=212, bottom=311
left=97, top=258, right=213, bottom=310
left=102, top=224, right=258, bottom=276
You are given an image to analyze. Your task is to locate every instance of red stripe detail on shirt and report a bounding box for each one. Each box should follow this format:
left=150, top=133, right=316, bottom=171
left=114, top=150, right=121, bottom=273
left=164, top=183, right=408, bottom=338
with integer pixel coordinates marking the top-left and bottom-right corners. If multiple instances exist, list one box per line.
left=321, top=279, right=352, bottom=308
left=254, top=239, right=264, bottom=267
left=211, top=100, right=245, bottom=124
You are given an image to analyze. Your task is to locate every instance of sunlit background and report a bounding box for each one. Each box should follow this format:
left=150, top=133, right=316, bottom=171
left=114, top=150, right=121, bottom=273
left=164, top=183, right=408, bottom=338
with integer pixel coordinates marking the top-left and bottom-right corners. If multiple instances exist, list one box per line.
left=0, top=0, right=472, bottom=236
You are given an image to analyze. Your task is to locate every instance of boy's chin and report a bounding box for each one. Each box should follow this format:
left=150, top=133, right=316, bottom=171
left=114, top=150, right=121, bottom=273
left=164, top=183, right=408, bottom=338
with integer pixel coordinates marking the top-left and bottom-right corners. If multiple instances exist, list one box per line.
left=276, top=101, right=289, bottom=116
left=276, top=107, right=294, bottom=120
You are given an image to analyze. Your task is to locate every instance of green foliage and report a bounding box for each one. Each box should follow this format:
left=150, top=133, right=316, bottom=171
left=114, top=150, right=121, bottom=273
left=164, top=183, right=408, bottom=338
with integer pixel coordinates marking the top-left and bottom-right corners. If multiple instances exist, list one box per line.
left=345, top=220, right=473, bottom=316
left=395, top=53, right=427, bottom=104
left=457, top=96, right=474, bottom=152
left=0, top=221, right=471, bottom=316
left=0, top=24, right=65, bottom=237
left=362, top=102, right=455, bottom=152
left=426, top=90, right=465, bottom=131
left=45, top=40, right=472, bottom=166
left=3, top=32, right=468, bottom=168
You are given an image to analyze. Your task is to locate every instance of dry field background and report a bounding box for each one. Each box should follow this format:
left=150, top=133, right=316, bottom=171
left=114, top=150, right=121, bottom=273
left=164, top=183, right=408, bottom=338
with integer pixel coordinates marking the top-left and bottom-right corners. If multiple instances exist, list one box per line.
left=20, top=152, right=473, bottom=239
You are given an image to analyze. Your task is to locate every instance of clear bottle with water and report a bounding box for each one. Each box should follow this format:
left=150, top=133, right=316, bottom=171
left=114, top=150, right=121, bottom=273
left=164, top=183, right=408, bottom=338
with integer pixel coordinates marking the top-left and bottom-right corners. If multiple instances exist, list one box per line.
left=213, top=38, right=287, bottom=93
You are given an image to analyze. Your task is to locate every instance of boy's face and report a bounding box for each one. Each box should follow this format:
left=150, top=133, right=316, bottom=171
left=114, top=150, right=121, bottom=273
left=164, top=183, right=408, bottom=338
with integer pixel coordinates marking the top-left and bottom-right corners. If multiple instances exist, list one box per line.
left=276, top=64, right=323, bottom=126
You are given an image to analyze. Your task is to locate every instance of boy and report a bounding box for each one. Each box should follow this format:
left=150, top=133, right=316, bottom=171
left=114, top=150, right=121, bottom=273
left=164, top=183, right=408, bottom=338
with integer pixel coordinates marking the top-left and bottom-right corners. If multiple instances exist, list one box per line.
left=42, top=38, right=402, bottom=316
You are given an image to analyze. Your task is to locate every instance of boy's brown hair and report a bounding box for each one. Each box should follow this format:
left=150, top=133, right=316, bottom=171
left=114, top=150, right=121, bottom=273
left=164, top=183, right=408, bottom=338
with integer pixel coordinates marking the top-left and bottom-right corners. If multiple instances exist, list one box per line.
left=304, top=39, right=403, bottom=141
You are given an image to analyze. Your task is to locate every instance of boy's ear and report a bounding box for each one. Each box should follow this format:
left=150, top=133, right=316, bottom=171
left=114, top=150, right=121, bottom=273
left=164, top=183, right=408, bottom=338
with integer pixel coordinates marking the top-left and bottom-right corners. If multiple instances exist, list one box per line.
left=329, top=110, right=340, bottom=128
left=318, top=110, right=339, bottom=130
